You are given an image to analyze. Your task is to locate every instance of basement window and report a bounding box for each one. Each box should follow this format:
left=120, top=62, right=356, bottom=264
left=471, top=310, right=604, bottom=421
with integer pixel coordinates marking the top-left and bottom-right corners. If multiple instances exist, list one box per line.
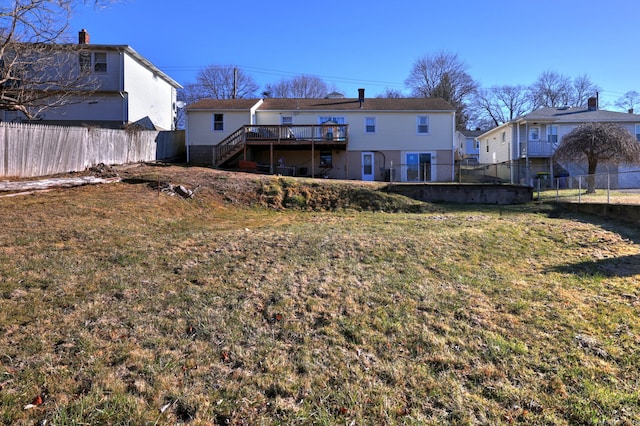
left=320, top=151, right=332, bottom=168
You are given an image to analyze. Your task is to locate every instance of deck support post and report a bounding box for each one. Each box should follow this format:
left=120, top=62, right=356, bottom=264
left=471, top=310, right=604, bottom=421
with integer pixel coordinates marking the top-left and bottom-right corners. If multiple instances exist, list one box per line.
left=270, top=143, right=274, bottom=174
left=311, top=141, right=315, bottom=178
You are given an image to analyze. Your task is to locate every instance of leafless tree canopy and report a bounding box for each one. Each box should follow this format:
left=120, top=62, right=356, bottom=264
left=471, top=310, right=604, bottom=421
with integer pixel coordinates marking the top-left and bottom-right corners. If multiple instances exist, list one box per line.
left=405, top=51, right=478, bottom=129
left=473, top=85, right=531, bottom=128
left=0, top=1, right=118, bottom=119
left=264, top=75, right=333, bottom=98
left=553, top=122, right=640, bottom=192
left=529, top=71, right=600, bottom=109
left=194, top=65, right=259, bottom=100
left=375, top=88, right=406, bottom=98
left=615, top=91, right=640, bottom=113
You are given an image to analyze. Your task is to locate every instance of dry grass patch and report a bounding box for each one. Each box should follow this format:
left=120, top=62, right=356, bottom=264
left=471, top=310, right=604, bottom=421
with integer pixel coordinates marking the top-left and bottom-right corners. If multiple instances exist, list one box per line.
left=1, top=165, right=639, bottom=425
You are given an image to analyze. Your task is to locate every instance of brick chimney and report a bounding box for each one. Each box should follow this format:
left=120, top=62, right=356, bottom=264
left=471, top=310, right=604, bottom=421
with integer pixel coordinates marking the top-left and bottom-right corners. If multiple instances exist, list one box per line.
left=358, top=88, right=365, bottom=108
left=587, top=97, right=597, bottom=111
left=78, top=29, right=90, bottom=45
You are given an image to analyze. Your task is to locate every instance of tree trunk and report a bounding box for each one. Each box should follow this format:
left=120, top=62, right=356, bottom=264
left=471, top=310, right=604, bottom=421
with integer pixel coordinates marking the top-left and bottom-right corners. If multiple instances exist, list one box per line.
left=586, top=158, right=598, bottom=194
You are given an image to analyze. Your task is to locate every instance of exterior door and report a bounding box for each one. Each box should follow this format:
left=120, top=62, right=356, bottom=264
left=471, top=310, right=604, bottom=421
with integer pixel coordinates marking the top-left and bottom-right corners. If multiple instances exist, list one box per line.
left=406, top=153, right=432, bottom=182
left=362, top=152, right=374, bottom=181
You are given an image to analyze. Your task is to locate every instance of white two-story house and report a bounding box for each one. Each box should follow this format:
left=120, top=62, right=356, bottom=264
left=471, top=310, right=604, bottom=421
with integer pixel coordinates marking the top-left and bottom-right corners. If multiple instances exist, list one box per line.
left=477, top=97, right=640, bottom=184
left=186, top=90, right=457, bottom=182
left=1, top=29, right=182, bottom=130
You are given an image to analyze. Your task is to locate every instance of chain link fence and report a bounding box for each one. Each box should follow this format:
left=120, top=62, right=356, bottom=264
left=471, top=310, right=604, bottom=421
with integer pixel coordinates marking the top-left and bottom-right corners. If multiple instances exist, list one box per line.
left=534, top=170, right=640, bottom=205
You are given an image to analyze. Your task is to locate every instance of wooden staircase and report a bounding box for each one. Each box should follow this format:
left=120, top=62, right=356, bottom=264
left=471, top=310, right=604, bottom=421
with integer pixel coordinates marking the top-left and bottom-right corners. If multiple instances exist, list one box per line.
left=213, top=127, right=245, bottom=167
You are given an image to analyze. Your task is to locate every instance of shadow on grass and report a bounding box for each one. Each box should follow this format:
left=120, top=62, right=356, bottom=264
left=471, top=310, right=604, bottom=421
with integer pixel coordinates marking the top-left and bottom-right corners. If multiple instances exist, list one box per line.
left=548, top=253, right=640, bottom=278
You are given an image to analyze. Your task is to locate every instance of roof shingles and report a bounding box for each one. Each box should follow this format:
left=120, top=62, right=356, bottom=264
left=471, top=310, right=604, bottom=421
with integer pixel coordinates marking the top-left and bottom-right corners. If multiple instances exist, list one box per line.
left=187, top=97, right=455, bottom=112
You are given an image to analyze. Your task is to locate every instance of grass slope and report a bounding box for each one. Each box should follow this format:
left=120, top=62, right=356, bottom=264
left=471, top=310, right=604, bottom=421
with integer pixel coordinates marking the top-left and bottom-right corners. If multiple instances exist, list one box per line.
left=0, top=165, right=639, bottom=425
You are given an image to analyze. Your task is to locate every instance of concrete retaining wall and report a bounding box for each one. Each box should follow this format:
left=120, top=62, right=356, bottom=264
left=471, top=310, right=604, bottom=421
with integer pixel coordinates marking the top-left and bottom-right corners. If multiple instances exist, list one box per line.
left=554, top=202, right=640, bottom=225
left=384, top=184, right=533, bottom=205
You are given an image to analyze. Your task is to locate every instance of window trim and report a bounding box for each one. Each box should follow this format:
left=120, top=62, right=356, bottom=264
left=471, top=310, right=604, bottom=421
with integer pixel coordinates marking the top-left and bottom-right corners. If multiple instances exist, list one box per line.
left=212, top=113, right=224, bottom=132
left=547, top=125, right=558, bottom=143
left=281, top=116, right=293, bottom=125
left=93, top=52, right=107, bottom=73
left=529, top=126, right=540, bottom=141
left=365, top=116, right=376, bottom=134
left=416, top=115, right=429, bottom=135
left=79, top=51, right=108, bottom=73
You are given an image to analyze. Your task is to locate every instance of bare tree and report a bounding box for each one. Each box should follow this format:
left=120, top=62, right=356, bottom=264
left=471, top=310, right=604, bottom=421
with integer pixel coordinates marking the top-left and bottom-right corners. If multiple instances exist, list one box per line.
left=405, top=50, right=478, bottom=129
left=175, top=82, right=203, bottom=129
left=0, top=1, right=120, bottom=119
left=264, top=75, right=332, bottom=98
left=375, top=88, right=406, bottom=98
left=528, top=70, right=573, bottom=108
left=528, top=71, right=599, bottom=109
left=194, top=65, right=259, bottom=100
left=473, top=85, right=531, bottom=128
left=615, top=90, right=640, bottom=113
left=572, top=74, right=600, bottom=107
left=553, top=123, right=640, bottom=193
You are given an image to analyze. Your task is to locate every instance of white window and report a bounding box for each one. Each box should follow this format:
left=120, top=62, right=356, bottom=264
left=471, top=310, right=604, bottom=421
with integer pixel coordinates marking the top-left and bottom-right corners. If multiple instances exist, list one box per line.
left=319, top=116, right=345, bottom=125
left=635, top=124, right=640, bottom=141
left=547, top=125, right=558, bottom=143
left=529, top=127, right=540, bottom=141
left=79, top=52, right=91, bottom=73
left=501, top=131, right=506, bottom=143
left=365, top=117, right=376, bottom=133
left=93, top=52, right=107, bottom=72
left=212, top=113, right=224, bottom=131
left=79, top=52, right=107, bottom=73
left=319, top=116, right=345, bottom=140
left=417, top=116, right=429, bottom=134
left=281, top=116, right=293, bottom=125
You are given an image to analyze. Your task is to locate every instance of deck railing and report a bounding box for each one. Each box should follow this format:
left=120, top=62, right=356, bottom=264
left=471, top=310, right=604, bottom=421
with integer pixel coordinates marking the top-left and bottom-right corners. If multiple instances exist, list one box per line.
left=214, top=124, right=349, bottom=166
left=520, top=139, right=557, bottom=157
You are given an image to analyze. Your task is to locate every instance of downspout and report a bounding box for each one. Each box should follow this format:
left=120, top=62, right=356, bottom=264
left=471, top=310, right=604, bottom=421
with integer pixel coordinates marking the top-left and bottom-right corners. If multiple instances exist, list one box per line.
left=185, top=111, right=190, bottom=163
left=119, top=49, right=126, bottom=126
left=507, top=124, right=512, bottom=183
left=451, top=111, right=456, bottom=182
left=516, top=122, right=521, bottom=184
left=525, top=123, right=530, bottom=186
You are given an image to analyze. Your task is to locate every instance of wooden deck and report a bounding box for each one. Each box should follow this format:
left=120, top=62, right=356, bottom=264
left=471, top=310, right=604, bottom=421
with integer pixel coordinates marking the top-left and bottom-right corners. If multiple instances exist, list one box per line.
left=214, top=124, right=349, bottom=167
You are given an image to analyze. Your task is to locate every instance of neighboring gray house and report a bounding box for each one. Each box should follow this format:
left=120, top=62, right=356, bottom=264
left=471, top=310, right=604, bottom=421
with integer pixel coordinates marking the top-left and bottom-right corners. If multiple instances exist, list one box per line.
left=1, top=29, right=182, bottom=130
left=455, top=130, right=482, bottom=163
left=477, top=98, right=640, bottom=184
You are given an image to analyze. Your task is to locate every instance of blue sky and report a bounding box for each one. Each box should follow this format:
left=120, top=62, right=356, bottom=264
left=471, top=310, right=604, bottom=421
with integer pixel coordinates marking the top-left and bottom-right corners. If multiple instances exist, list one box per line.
left=70, top=0, right=638, bottom=108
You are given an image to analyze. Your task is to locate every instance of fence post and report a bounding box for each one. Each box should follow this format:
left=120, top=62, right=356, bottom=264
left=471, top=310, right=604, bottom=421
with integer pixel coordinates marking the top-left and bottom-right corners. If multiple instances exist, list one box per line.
left=578, top=176, right=582, bottom=204
left=556, top=177, right=559, bottom=202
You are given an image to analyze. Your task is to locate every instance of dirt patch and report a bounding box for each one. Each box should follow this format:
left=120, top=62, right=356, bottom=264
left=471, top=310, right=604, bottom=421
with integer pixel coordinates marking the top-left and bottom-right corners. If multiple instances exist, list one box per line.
left=113, top=163, right=438, bottom=213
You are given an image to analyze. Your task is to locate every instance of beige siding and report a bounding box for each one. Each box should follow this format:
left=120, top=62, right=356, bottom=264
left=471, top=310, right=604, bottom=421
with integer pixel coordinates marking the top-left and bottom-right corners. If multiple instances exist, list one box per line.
left=256, top=110, right=454, bottom=152
left=186, top=110, right=252, bottom=146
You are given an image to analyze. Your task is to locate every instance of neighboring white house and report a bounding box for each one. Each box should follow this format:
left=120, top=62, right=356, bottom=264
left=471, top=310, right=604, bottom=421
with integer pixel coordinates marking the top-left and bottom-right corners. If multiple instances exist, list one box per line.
left=477, top=97, right=640, bottom=184
left=1, top=29, right=182, bottom=130
left=186, top=90, right=457, bottom=182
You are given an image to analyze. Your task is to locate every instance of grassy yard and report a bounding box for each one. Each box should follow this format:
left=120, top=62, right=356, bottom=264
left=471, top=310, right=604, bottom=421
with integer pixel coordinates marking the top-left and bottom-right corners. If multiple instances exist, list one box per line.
left=1, top=166, right=639, bottom=425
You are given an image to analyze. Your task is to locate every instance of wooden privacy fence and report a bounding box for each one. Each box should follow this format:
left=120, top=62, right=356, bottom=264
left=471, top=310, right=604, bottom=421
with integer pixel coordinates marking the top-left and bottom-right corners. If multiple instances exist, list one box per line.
left=0, top=123, right=185, bottom=177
